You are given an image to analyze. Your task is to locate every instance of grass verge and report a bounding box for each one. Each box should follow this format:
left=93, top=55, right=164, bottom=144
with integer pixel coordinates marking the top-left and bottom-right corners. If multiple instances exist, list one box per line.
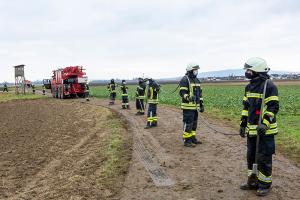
left=97, top=112, right=132, bottom=199
left=0, top=93, right=47, bottom=102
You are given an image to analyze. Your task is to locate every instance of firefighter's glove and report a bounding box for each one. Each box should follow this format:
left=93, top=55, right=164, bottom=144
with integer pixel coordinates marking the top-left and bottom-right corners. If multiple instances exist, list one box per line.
left=239, top=126, right=246, bottom=138
left=188, top=95, right=196, bottom=102
left=199, top=104, right=204, bottom=113
left=257, top=123, right=268, bottom=136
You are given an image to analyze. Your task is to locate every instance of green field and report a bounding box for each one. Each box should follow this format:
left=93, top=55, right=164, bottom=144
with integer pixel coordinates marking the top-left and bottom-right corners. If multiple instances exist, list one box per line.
left=91, top=82, right=300, bottom=163
left=0, top=93, right=46, bottom=102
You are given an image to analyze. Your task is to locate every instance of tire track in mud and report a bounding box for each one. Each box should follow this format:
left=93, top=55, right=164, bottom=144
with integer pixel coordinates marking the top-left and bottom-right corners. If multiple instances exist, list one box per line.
left=91, top=98, right=300, bottom=200
left=88, top=101, right=175, bottom=187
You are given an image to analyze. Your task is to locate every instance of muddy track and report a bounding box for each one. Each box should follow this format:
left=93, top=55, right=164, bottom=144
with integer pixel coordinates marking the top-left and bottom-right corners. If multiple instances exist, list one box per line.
left=90, top=98, right=300, bottom=200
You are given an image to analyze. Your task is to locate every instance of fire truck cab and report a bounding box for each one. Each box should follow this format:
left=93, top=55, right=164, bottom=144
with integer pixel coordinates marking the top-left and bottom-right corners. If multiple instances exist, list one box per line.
left=51, top=66, right=88, bottom=99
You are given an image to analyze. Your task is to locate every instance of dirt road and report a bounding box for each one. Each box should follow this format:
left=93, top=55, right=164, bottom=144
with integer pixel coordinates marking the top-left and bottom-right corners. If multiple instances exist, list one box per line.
left=92, top=98, right=300, bottom=200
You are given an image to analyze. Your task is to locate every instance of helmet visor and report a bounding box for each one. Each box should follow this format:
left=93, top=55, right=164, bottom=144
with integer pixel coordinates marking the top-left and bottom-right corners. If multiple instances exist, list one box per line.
left=244, top=63, right=252, bottom=70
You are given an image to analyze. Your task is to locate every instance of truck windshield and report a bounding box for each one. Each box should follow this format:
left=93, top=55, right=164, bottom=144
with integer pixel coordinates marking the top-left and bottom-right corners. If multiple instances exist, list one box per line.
left=63, top=78, right=77, bottom=84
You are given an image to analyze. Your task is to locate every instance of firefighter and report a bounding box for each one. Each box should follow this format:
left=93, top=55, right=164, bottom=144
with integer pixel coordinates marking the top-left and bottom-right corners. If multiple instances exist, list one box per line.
left=85, top=83, right=90, bottom=101
left=135, top=78, right=146, bottom=115
left=107, top=79, right=116, bottom=105
left=32, top=84, right=35, bottom=94
left=42, top=85, right=46, bottom=95
left=120, top=80, right=129, bottom=109
left=145, top=78, right=160, bottom=129
left=239, top=57, right=279, bottom=196
left=3, top=83, right=8, bottom=92
left=179, top=63, right=204, bottom=147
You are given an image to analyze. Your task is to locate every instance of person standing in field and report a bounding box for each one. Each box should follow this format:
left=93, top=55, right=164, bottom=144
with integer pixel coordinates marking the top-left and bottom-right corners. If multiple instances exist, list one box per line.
left=3, top=83, right=8, bottom=92
left=179, top=63, right=204, bottom=147
left=107, top=79, right=116, bottom=105
left=32, top=84, right=35, bottom=94
left=144, top=78, right=160, bottom=129
left=42, top=85, right=46, bottom=95
left=120, top=80, right=129, bottom=109
left=239, top=57, right=279, bottom=196
left=85, top=82, right=90, bottom=101
left=135, top=78, right=146, bottom=115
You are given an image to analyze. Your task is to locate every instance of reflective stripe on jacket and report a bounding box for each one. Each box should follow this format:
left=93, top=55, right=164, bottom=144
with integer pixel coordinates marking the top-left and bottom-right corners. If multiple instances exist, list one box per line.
left=241, top=76, right=279, bottom=136
left=179, top=75, right=203, bottom=110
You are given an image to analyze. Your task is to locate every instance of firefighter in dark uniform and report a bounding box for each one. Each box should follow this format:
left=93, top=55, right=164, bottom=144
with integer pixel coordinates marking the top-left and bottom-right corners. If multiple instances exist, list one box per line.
left=120, top=80, right=129, bottom=109
left=179, top=63, right=204, bottom=147
left=85, top=83, right=90, bottom=101
left=107, top=79, right=116, bottom=105
left=145, top=78, right=160, bottom=129
left=239, top=57, right=279, bottom=196
left=42, top=85, right=46, bottom=95
left=32, top=84, right=35, bottom=94
left=3, top=83, right=8, bottom=92
left=135, top=78, right=146, bottom=115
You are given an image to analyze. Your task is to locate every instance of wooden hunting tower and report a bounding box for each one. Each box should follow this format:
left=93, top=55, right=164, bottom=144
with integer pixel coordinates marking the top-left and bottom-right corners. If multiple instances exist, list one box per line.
left=14, top=65, right=25, bottom=94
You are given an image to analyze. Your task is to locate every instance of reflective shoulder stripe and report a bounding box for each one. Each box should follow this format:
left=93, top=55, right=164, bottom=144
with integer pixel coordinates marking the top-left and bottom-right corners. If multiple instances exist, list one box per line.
left=180, top=87, right=189, bottom=91
left=246, top=92, right=262, bottom=98
left=265, top=96, right=279, bottom=103
left=241, top=110, right=248, bottom=116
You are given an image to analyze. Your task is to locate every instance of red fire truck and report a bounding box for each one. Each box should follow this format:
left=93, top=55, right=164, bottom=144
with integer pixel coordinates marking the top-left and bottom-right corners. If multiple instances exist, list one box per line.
left=51, top=66, right=88, bottom=99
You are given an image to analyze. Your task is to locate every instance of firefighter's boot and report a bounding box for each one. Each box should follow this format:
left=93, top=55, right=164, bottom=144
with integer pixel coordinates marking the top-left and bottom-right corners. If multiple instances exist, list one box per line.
left=122, top=105, right=126, bottom=109
left=152, top=121, right=157, bottom=127
left=191, top=136, right=202, bottom=144
left=184, top=138, right=196, bottom=147
left=240, top=175, right=258, bottom=190
left=256, top=187, right=271, bottom=196
left=144, top=122, right=152, bottom=129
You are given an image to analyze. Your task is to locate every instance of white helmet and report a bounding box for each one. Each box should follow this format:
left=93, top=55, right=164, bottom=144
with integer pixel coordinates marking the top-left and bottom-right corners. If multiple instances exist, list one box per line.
left=244, top=57, right=270, bottom=73
left=186, top=62, right=200, bottom=71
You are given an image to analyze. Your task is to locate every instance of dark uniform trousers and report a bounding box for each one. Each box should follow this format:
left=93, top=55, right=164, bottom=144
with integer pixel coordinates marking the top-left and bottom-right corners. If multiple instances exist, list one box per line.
left=110, top=92, right=116, bottom=101
left=183, top=109, right=198, bottom=135
left=247, top=135, right=275, bottom=188
left=147, top=103, right=157, bottom=124
left=136, top=99, right=145, bottom=113
left=122, top=96, right=129, bottom=107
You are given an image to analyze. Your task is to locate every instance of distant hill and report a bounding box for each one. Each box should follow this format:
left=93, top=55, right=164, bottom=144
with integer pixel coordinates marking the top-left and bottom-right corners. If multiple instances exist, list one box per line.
left=80, top=68, right=300, bottom=84
left=197, top=69, right=293, bottom=78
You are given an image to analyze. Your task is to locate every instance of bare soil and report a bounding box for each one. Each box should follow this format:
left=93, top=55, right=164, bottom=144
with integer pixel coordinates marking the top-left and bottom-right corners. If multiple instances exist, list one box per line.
left=91, top=99, right=300, bottom=200
left=0, top=99, right=131, bottom=200
left=1, top=96, right=299, bottom=200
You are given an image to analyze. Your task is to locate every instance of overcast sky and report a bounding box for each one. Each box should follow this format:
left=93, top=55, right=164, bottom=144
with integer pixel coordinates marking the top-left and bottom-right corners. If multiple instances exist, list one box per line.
left=1, top=0, right=300, bottom=82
